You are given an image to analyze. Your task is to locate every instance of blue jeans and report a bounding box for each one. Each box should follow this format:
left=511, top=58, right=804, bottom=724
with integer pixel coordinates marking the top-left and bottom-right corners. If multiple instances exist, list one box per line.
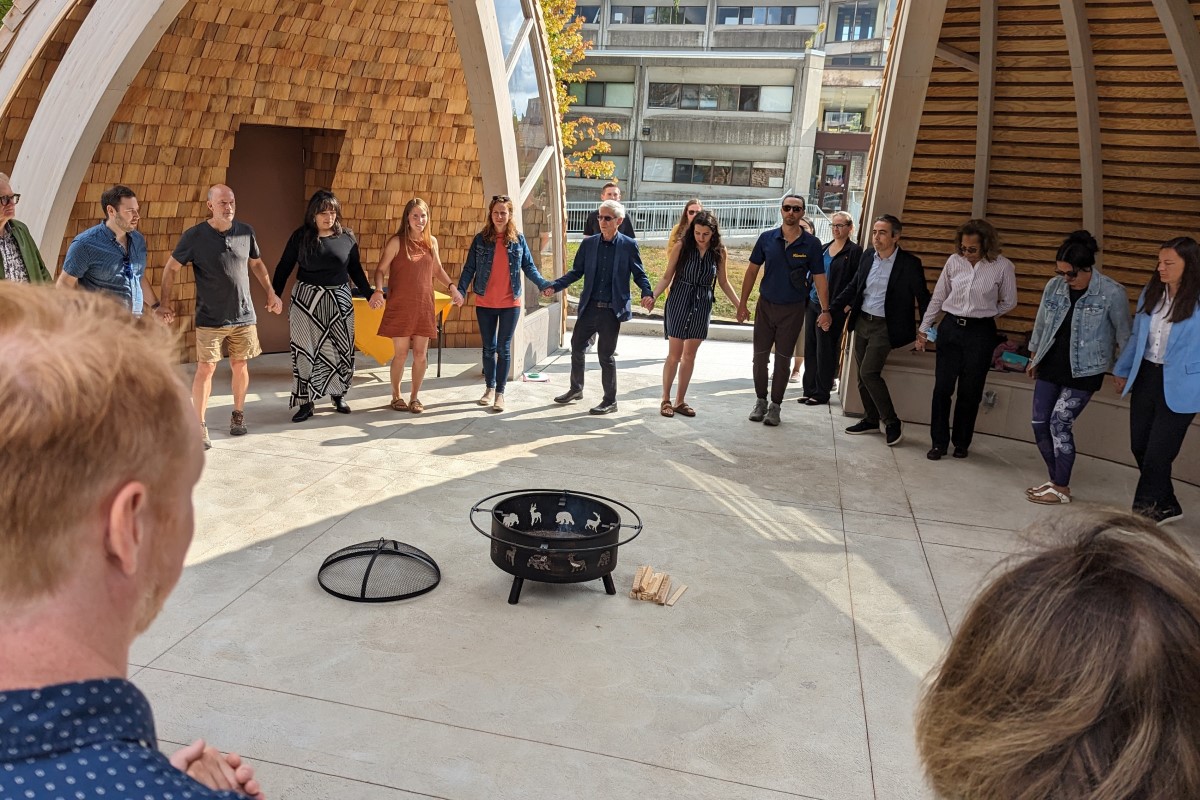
left=1031, top=379, right=1093, bottom=487
left=476, top=305, right=521, bottom=393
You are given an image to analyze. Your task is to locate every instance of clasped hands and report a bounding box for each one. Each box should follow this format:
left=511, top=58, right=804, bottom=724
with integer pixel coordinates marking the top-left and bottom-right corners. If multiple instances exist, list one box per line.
left=170, top=739, right=265, bottom=799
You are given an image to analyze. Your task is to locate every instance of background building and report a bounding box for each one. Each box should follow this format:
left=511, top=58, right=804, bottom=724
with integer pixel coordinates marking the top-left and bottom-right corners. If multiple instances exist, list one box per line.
left=566, top=0, right=896, bottom=222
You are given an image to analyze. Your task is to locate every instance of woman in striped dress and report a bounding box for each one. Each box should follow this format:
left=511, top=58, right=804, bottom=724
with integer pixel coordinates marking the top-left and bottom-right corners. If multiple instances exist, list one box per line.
left=651, top=210, right=740, bottom=417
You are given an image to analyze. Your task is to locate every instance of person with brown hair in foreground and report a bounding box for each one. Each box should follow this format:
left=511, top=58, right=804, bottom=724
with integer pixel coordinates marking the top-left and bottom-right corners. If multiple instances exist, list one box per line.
left=0, top=283, right=264, bottom=799
left=916, top=509, right=1200, bottom=800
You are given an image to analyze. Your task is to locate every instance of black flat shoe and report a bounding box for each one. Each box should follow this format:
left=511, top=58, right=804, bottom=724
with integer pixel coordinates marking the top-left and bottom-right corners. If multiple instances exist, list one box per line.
left=953, top=447, right=969, bottom=459
left=554, top=389, right=583, bottom=404
left=589, top=400, right=618, bottom=415
left=926, top=446, right=946, bottom=461
left=803, top=397, right=828, bottom=406
left=332, top=395, right=351, bottom=414
left=291, top=402, right=314, bottom=423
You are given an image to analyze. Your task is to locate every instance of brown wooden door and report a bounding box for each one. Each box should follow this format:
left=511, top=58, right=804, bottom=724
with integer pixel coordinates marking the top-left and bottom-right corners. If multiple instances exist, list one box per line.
left=820, top=159, right=850, bottom=214
left=226, top=126, right=307, bottom=354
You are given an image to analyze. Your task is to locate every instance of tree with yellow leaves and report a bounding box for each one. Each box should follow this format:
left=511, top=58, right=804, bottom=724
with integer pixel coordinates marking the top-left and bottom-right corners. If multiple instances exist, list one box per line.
left=540, top=0, right=621, bottom=178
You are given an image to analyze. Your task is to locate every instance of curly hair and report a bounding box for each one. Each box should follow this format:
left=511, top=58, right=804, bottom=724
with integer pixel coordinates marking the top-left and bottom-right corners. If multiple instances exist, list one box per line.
left=955, top=218, right=1001, bottom=261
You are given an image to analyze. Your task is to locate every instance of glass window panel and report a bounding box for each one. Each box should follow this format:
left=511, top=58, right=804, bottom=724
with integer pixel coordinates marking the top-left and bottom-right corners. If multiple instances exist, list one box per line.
left=568, top=83, right=585, bottom=104
left=642, top=6, right=658, bottom=23
left=508, top=40, right=546, bottom=182
left=643, top=157, right=674, bottom=182
left=673, top=159, right=694, bottom=183
left=739, top=85, right=760, bottom=111
left=718, top=85, right=739, bottom=111
left=683, top=5, right=707, bottom=23
left=740, top=6, right=754, bottom=23
left=605, top=83, right=635, bottom=107
left=752, top=161, right=785, bottom=188
left=630, top=6, right=645, bottom=23
left=648, top=82, right=681, bottom=108
left=520, top=168, right=556, bottom=310
left=766, top=6, right=782, bottom=24
left=795, top=6, right=819, bottom=25
left=711, top=161, right=732, bottom=185
left=752, top=6, right=766, bottom=24
left=608, top=155, right=630, bottom=179
left=691, top=160, right=712, bottom=184
left=758, top=85, right=793, bottom=112
left=680, top=84, right=700, bottom=109
left=717, top=6, right=740, bottom=23
left=574, top=5, right=601, bottom=23
left=779, top=6, right=796, bottom=24
left=732, top=161, right=752, bottom=185
left=585, top=82, right=605, bottom=106
left=610, top=5, right=632, bottom=23
left=698, top=85, right=719, bottom=110
left=491, top=0, right=527, bottom=59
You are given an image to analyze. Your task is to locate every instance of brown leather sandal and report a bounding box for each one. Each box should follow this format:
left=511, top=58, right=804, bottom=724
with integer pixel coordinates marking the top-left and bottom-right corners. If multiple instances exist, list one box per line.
left=409, top=399, right=425, bottom=414
left=389, top=397, right=408, bottom=411
left=660, top=400, right=675, bottom=418
left=674, top=402, right=696, bottom=417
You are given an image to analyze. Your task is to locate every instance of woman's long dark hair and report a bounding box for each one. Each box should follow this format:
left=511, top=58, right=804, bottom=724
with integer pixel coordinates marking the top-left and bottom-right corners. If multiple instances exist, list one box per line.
left=1055, top=230, right=1098, bottom=273
left=301, top=189, right=346, bottom=257
left=680, top=210, right=723, bottom=263
left=1139, top=236, right=1199, bottom=323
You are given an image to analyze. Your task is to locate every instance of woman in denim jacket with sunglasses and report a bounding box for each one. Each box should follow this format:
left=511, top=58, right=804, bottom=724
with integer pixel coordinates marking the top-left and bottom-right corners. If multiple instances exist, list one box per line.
left=457, top=195, right=552, bottom=412
left=1025, top=231, right=1131, bottom=504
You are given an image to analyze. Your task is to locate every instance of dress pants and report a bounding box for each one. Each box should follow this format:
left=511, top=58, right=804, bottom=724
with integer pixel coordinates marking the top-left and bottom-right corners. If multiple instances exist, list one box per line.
left=802, top=299, right=846, bottom=403
left=1129, top=360, right=1195, bottom=513
left=852, top=314, right=897, bottom=426
left=930, top=315, right=996, bottom=450
left=570, top=302, right=621, bottom=403
left=753, top=297, right=806, bottom=405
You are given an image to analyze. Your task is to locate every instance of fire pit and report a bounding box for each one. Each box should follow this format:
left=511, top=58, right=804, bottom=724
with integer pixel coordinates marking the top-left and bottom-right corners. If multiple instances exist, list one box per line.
left=470, top=489, right=643, bottom=604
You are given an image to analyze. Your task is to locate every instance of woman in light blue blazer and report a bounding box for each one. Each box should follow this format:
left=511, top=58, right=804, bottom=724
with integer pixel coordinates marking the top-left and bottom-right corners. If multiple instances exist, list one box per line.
left=1113, top=236, right=1200, bottom=526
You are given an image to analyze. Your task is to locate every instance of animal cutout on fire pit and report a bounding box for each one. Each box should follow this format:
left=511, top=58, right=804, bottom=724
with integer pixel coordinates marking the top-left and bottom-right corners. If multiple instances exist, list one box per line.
left=530, top=503, right=542, bottom=525
left=528, top=554, right=552, bottom=571
left=505, top=546, right=516, bottom=566
left=500, top=511, right=520, bottom=528
left=568, top=554, right=586, bottom=572
left=585, top=512, right=602, bottom=531
left=555, top=510, right=575, bottom=526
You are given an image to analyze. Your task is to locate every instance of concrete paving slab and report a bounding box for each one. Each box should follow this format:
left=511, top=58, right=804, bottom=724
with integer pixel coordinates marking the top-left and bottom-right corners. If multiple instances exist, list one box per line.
left=135, top=336, right=1199, bottom=800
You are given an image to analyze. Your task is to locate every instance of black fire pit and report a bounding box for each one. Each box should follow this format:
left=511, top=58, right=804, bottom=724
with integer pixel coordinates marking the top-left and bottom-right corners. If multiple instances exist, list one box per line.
left=470, top=489, right=643, bottom=604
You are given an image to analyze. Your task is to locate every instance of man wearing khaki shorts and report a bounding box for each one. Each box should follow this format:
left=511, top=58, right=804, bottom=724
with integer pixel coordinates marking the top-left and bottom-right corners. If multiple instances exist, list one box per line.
left=161, top=184, right=282, bottom=448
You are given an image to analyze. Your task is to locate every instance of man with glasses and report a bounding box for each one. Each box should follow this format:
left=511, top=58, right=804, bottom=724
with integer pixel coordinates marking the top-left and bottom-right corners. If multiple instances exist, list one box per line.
left=57, top=185, right=171, bottom=322
left=160, top=184, right=283, bottom=449
left=737, top=193, right=830, bottom=427
left=544, top=199, right=653, bottom=414
left=0, top=173, right=51, bottom=284
left=835, top=214, right=930, bottom=446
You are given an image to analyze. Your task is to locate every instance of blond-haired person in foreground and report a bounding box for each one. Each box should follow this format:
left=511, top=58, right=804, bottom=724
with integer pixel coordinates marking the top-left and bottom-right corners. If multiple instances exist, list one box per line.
left=0, top=283, right=265, bottom=798
left=916, top=509, right=1200, bottom=799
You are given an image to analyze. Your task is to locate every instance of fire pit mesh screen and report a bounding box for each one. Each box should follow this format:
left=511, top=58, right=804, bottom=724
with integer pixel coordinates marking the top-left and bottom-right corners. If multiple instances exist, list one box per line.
left=318, top=539, right=440, bottom=602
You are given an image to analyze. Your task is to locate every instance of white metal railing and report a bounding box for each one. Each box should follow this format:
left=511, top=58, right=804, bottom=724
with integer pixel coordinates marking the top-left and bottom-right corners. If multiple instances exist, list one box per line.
left=567, top=196, right=833, bottom=242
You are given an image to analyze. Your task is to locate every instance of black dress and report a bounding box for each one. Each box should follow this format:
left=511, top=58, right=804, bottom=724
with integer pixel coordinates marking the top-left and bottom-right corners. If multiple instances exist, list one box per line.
left=664, top=248, right=718, bottom=340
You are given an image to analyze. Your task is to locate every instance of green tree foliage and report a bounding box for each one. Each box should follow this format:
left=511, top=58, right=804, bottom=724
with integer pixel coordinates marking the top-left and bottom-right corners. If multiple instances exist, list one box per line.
left=539, top=0, right=621, bottom=179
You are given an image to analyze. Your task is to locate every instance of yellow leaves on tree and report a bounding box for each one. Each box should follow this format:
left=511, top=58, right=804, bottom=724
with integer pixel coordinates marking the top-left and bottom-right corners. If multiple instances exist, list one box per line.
left=539, top=0, right=621, bottom=179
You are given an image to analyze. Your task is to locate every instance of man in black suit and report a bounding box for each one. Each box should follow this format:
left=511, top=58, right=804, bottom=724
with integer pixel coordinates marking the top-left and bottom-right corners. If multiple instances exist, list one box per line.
left=834, top=214, right=930, bottom=446
left=582, top=183, right=636, bottom=238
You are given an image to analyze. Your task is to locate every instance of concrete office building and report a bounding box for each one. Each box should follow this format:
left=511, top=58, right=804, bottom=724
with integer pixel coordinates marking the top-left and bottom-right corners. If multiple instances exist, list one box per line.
left=566, top=0, right=895, bottom=217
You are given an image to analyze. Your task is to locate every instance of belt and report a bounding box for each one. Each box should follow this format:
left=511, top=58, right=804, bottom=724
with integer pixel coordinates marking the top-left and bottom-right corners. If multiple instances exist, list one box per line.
left=594, top=301, right=612, bottom=308
left=946, top=313, right=993, bottom=327
left=860, top=311, right=883, bottom=322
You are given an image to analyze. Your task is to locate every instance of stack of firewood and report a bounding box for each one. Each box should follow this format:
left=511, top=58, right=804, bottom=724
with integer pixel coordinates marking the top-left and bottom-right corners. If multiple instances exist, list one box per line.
left=630, top=565, right=687, bottom=607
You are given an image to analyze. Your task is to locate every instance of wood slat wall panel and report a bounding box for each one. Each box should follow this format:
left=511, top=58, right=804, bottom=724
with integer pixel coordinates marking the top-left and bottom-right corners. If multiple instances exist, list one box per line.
left=51, top=0, right=488, bottom=357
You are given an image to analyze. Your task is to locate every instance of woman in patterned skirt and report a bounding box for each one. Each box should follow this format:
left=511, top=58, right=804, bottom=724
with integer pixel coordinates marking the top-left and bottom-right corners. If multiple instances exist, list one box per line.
left=371, top=198, right=463, bottom=413
left=273, top=190, right=380, bottom=422
left=651, top=210, right=739, bottom=417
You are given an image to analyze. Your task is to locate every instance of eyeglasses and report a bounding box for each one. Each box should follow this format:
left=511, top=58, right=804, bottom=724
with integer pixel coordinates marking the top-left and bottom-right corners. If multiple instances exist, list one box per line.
left=687, top=209, right=700, bottom=215
left=492, top=195, right=510, bottom=202
left=597, top=214, right=617, bottom=222
left=1055, top=267, right=1091, bottom=279
left=831, top=223, right=850, bottom=229
left=781, top=204, right=804, bottom=213
left=959, top=245, right=981, bottom=255
left=0, top=194, right=20, bottom=206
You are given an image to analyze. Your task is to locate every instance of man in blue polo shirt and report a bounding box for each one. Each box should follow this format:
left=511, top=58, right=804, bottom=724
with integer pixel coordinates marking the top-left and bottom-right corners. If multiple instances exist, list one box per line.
left=56, top=185, right=172, bottom=323
left=737, top=194, right=831, bottom=427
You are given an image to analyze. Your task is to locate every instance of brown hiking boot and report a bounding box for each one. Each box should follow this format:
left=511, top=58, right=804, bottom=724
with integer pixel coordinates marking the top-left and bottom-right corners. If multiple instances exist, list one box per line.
left=230, top=409, right=247, bottom=436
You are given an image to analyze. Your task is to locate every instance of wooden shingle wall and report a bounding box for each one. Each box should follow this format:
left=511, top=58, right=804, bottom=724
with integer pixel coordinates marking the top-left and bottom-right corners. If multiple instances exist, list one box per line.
left=57, top=0, right=486, bottom=357
left=895, top=0, right=1200, bottom=340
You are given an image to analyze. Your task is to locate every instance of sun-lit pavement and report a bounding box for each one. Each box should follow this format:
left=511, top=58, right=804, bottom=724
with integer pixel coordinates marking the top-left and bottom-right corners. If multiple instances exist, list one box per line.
left=133, top=334, right=1199, bottom=800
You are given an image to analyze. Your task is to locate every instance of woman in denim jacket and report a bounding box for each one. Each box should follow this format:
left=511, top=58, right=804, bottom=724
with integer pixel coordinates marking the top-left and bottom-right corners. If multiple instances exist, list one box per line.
left=1025, top=231, right=1131, bottom=504
left=457, top=195, right=552, bottom=412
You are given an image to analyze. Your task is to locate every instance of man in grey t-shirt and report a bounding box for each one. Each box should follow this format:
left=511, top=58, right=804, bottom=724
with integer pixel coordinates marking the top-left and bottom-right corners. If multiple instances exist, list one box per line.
left=160, top=184, right=281, bottom=449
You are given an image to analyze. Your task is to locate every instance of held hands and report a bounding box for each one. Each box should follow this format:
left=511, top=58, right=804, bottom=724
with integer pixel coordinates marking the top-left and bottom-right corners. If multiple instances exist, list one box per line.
left=542, top=287, right=557, bottom=298
left=640, top=295, right=655, bottom=313
left=152, top=305, right=175, bottom=325
left=170, top=739, right=265, bottom=799
left=265, top=293, right=283, bottom=315
left=449, top=286, right=465, bottom=307
left=818, top=311, right=832, bottom=332
left=736, top=303, right=750, bottom=324
left=1113, top=376, right=1127, bottom=394
left=368, top=290, right=385, bottom=310
left=915, top=331, right=927, bottom=352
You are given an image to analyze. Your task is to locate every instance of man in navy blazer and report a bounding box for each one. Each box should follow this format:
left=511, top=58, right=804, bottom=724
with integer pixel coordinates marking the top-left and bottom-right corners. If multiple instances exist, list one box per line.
left=544, top=199, right=654, bottom=414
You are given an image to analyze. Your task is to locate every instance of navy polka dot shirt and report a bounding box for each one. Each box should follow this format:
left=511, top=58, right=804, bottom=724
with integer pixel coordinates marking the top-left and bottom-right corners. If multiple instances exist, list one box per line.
left=0, top=678, right=243, bottom=799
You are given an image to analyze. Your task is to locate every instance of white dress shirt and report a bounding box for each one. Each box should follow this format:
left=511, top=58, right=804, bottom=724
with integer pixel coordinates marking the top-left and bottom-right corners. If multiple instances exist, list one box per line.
left=920, top=252, right=1018, bottom=331
left=862, top=249, right=897, bottom=317
left=1146, top=293, right=1173, bottom=364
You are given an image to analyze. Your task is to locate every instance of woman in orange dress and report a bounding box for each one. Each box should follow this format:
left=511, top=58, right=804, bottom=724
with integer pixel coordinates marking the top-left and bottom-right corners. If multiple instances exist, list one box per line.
left=371, top=198, right=462, bottom=413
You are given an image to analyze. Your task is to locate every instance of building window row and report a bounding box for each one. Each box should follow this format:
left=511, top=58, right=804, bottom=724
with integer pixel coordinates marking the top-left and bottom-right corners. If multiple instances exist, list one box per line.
left=568, top=81, right=636, bottom=108
left=574, top=5, right=601, bottom=22
left=823, top=110, right=864, bottom=132
left=643, top=157, right=785, bottom=187
left=832, top=3, right=875, bottom=40
left=610, top=5, right=708, bottom=24
left=648, top=83, right=793, bottom=112
left=715, top=5, right=819, bottom=26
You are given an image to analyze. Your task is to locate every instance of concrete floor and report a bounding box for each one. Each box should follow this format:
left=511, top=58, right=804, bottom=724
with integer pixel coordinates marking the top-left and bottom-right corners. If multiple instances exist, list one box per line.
left=133, top=334, right=1200, bottom=800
